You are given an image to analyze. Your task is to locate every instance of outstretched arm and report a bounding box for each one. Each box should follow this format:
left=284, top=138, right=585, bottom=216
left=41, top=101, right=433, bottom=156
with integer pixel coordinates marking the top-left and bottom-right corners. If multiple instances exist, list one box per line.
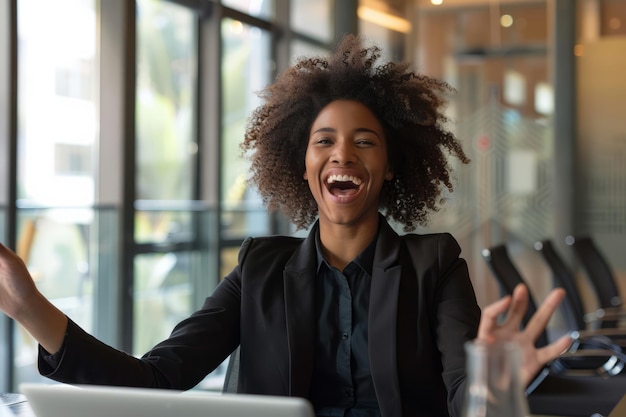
left=476, top=284, right=572, bottom=387
left=0, top=243, right=68, bottom=354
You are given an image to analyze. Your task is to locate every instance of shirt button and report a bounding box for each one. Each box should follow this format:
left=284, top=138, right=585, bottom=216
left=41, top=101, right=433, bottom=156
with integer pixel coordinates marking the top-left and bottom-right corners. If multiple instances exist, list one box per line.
left=342, top=333, right=349, bottom=340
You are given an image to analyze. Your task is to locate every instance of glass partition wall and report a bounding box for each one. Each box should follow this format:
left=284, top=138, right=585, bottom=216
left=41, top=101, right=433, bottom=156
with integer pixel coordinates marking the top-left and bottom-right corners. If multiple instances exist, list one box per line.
left=409, top=0, right=626, bottom=325
left=411, top=0, right=557, bottom=307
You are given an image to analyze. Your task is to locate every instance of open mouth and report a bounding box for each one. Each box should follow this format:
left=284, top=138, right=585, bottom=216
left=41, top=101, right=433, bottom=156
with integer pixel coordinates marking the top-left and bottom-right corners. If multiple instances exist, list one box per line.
left=326, top=174, right=362, bottom=197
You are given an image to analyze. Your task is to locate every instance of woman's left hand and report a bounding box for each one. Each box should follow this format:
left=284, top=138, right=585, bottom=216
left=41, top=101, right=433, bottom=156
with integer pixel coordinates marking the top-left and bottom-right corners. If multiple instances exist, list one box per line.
left=476, top=284, right=573, bottom=387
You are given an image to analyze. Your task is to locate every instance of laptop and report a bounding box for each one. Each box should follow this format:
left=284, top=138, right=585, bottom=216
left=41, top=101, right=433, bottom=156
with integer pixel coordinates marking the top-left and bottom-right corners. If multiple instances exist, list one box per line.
left=20, top=383, right=315, bottom=417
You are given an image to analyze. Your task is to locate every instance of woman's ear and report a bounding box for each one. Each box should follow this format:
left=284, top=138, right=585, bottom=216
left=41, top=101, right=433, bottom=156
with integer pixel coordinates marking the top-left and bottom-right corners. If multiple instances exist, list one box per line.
left=385, top=166, right=393, bottom=181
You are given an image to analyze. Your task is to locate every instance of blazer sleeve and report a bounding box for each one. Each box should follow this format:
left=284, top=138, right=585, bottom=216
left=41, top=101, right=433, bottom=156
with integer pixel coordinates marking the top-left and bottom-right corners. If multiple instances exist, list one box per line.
left=431, top=234, right=481, bottom=416
left=38, top=239, right=254, bottom=390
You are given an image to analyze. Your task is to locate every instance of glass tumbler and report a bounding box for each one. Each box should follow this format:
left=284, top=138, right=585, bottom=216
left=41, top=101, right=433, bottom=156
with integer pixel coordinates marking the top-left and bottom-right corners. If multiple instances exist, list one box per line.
left=461, top=340, right=530, bottom=417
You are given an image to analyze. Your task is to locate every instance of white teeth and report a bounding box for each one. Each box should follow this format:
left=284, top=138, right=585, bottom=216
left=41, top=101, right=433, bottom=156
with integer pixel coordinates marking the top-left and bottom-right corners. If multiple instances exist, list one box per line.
left=326, top=174, right=362, bottom=185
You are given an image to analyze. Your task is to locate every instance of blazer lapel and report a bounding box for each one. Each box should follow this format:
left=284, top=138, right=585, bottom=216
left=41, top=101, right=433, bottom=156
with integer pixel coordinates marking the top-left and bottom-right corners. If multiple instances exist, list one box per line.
left=283, top=227, right=318, bottom=398
left=369, top=218, right=403, bottom=417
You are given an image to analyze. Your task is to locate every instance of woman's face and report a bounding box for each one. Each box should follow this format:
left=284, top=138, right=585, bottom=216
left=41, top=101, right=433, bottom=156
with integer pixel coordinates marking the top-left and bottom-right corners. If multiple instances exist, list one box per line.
left=304, top=99, right=393, bottom=229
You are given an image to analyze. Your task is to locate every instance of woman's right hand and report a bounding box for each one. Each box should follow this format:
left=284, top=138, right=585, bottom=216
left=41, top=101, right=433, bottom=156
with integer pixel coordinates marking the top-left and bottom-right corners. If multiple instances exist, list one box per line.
left=0, top=243, right=39, bottom=320
left=0, top=243, right=68, bottom=354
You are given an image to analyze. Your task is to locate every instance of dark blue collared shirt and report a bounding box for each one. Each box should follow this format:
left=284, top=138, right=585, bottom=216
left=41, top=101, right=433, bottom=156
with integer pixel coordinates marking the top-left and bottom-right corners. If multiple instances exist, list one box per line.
left=310, top=230, right=381, bottom=417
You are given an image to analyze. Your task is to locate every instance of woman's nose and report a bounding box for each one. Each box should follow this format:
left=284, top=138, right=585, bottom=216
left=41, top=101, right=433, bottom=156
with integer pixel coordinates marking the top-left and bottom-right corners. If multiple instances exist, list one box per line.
left=331, top=140, right=356, bottom=164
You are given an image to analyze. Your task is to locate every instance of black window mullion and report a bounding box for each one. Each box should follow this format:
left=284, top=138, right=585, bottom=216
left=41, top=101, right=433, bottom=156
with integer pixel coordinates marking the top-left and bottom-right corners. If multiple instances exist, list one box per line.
left=119, top=0, right=137, bottom=354
left=0, top=0, right=18, bottom=393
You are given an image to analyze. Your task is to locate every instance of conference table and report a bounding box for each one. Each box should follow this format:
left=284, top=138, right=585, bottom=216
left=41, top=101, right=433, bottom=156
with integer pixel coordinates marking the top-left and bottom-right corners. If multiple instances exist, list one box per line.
left=1, top=393, right=31, bottom=417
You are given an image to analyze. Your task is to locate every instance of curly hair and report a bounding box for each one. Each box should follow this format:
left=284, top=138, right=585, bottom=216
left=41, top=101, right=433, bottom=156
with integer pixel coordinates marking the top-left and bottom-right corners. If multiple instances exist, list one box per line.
left=241, top=34, right=469, bottom=231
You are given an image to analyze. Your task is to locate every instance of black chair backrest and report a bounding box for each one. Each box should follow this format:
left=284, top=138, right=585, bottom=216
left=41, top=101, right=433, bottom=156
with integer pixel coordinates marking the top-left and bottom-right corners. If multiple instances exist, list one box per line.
left=481, top=244, right=550, bottom=348
left=568, top=236, right=622, bottom=309
left=534, top=239, right=586, bottom=331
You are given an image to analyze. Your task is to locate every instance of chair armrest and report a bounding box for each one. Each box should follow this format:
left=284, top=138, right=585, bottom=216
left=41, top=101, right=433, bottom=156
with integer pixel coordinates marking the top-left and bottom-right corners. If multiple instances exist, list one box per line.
left=549, top=333, right=626, bottom=378
left=574, top=328, right=626, bottom=339
left=526, top=333, right=626, bottom=396
left=584, top=307, right=626, bottom=323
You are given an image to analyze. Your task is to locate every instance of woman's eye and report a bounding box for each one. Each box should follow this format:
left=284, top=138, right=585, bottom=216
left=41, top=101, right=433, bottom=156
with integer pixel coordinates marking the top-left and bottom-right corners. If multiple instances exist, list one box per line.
left=315, top=137, right=332, bottom=145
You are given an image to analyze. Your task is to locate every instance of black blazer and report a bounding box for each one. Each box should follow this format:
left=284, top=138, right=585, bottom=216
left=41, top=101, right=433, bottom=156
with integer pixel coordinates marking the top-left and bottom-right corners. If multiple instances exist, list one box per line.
left=40, top=217, right=481, bottom=417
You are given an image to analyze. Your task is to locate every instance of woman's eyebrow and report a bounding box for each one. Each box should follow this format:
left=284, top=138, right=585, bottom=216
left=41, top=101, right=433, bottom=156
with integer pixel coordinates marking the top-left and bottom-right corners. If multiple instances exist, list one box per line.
left=312, top=127, right=381, bottom=137
left=354, top=127, right=381, bottom=138
left=311, top=127, right=336, bottom=134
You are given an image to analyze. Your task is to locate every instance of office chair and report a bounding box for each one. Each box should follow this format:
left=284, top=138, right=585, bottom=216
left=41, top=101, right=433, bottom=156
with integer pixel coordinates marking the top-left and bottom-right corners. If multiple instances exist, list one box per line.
left=481, top=244, right=549, bottom=348
left=222, top=346, right=240, bottom=393
left=567, top=235, right=623, bottom=310
left=481, top=244, right=626, bottom=387
left=533, top=240, right=586, bottom=330
left=534, top=239, right=626, bottom=331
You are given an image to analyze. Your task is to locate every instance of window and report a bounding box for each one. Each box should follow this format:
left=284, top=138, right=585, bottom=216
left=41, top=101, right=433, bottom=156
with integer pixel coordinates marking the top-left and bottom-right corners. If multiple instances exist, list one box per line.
left=14, top=0, right=98, bottom=386
left=220, top=19, right=272, bottom=243
left=221, top=0, right=274, bottom=20
left=291, top=0, right=333, bottom=42
left=134, top=0, right=200, bottom=356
